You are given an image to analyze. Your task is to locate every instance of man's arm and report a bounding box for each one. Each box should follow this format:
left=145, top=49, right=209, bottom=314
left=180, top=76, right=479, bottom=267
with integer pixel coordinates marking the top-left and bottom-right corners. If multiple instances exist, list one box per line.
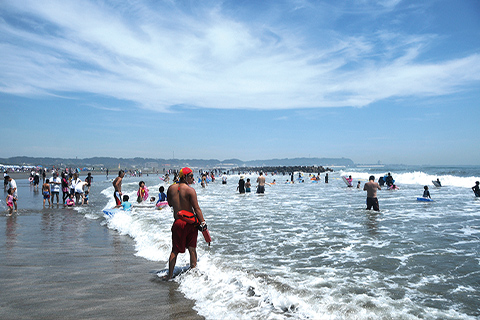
left=189, top=189, right=205, bottom=223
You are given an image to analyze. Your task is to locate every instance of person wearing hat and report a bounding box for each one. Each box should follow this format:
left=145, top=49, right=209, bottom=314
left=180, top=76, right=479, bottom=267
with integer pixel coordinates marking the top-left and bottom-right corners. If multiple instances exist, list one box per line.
left=3, top=172, right=9, bottom=189
left=237, top=175, right=246, bottom=194
left=164, top=167, right=207, bottom=280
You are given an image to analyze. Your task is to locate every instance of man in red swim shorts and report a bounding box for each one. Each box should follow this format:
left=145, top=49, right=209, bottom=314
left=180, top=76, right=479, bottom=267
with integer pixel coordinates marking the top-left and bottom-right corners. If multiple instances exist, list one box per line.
left=112, top=170, right=124, bottom=206
left=164, top=167, right=207, bottom=280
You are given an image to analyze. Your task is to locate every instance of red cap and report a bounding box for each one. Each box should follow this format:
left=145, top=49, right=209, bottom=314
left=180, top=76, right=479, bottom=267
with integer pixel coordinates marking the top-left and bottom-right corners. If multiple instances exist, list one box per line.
left=179, top=167, right=193, bottom=178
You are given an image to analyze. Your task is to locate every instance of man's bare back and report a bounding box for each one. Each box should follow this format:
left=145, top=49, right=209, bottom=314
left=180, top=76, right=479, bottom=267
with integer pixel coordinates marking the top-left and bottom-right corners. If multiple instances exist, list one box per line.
left=167, top=182, right=204, bottom=222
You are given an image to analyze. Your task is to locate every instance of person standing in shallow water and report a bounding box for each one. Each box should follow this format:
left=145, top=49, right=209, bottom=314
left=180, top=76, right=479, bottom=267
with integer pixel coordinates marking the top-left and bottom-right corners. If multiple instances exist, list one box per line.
left=245, top=178, right=251, bottom=192
left=6, top=176, right=18, bottom=212
left=256, top=172, right=266, bottom=194
left=112, top=170, right=125, bottom=206
left=237, top=175, right=246, bottom=194
left=472, top=181, right=480, bottom=197
left=364, top=175, right=381, bottom=211
left=164, top=167, right=207, bottom=280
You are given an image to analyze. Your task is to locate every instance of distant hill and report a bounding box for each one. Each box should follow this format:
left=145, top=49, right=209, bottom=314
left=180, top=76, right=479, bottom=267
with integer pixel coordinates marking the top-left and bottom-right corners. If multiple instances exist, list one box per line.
left=0, top=156, right=354, bottom=169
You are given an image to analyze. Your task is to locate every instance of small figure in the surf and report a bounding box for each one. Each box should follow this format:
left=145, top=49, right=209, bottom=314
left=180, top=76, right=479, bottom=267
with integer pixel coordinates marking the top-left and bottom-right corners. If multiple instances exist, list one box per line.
left=157, top=186, right=167, bottom=203
left=245, top=178, right=251, bottom=192
left=435, top=178, right=442, bottom=187
left=325, top=173, right=328, bottom=184
left=472, top=181, right=480, bottom=197
left=163, top=173, right=170, bottom=184
left=346, top=175, right=353, bottom=187
left=42, top=179, right=51, bottom=208
left=423, top=186, right=431, bottom=199
left=83, top=191, right=90, bottom=205
left=388, top=184, right=399, bottom=190
left=137, top=181, right=149, bottom=203
left=6, top=188, right=14, bottom=216
left=378, top=176, right=385, bottom=187
left=385, top=173, right=395, bottom=187
left=33, top=173, right=40, bottom=190
left=356, top=181, right=361, bottom=189
left=222, top=172, right=228, bottom=185
left=115, top=195, right=132, bottom=211
left=237, top=175, right=246, bottom=194
left=85, top=172, right=93, bottom=192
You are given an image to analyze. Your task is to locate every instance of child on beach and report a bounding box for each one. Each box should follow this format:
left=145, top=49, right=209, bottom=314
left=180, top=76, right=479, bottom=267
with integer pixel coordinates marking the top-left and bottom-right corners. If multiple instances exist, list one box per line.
left=423, top=186, right=431, bottom=199
left=6, top=188, right=14, bottom=216
left=357, top=181, right=361, bottom=188
left=84, top=191, right=89, bottom=205
left=85, top=172, right=93, bottom=192
left=42, top=179, right=51, bottom=208
left=115, top=195, right=132, bottom=211
left=65, top=194, right=75, bottom=207
left=137, top=181, right=149, bottom=203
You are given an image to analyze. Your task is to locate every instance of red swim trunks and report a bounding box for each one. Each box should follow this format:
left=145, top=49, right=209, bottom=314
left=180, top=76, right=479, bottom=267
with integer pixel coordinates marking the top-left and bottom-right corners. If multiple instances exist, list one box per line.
left=114, top=191, right=121, bottom=206
left=171, top=219, right=198, bottom=253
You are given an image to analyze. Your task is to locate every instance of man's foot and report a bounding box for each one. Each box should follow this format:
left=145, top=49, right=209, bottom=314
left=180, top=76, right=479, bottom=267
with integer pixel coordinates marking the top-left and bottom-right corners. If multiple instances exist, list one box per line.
left=160, top=274, right=172, bottom=281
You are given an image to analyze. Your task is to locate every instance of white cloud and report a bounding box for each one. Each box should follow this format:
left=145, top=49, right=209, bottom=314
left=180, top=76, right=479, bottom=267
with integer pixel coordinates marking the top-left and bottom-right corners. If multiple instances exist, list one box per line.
left=0, top=0, right=479, bottom=112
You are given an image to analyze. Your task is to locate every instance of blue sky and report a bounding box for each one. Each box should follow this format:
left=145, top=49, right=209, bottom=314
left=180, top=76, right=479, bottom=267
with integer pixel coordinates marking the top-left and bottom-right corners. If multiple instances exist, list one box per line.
left=1, top=0, right=479, bottom=165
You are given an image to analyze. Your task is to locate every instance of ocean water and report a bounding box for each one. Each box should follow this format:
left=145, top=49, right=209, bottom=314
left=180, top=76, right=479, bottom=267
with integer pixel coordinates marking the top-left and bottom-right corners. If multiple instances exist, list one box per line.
left=6, top=166, right=480, bottom=319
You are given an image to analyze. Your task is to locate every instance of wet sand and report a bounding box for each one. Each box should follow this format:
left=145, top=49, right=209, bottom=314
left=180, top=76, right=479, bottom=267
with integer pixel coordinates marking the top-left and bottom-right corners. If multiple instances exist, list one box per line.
left=0, top=209, right=204, bottom=320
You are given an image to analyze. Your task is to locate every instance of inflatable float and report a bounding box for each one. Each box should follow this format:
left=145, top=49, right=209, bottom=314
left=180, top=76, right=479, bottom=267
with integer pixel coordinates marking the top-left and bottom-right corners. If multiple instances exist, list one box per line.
left=417, top=197, right=434, bottom=202
left=156, top=200, right=168, bottom=209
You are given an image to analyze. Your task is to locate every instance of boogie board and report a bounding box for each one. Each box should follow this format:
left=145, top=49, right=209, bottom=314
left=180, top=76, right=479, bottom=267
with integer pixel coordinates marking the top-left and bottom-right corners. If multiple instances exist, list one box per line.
left=155, top=265, right=191, bottom=279
left=342, top=176, right=353, bottom=187
left=432, top=180, right=441, bottom=187
left=103, top=208, right=120, bottom=216
left=134, top=203, right=156, bottom=208
left=417, top=197, right=434, bottom=202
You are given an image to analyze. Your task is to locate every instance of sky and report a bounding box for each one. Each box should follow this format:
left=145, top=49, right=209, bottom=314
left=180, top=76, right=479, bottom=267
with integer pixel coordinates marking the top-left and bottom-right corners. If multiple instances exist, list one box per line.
left=1, top=0, right=479, bottom=165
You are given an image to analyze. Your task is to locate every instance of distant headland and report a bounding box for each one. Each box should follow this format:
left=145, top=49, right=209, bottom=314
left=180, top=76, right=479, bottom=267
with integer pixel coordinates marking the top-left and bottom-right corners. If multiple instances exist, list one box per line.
left=0, top=156, right=354, bottom=171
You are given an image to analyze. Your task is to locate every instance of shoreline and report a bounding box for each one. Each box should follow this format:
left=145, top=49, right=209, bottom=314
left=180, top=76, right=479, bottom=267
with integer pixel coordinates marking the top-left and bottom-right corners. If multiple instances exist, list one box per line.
left=0, top=208, right=204, bottom=320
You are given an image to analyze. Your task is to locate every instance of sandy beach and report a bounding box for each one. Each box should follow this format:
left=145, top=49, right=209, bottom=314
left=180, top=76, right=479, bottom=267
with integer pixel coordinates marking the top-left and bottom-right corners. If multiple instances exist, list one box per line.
left=0, top=207, right=204, bottom=320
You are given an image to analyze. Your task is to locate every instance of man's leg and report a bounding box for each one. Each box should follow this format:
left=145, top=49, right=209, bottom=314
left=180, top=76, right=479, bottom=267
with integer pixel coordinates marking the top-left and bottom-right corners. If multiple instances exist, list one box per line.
left=166, top=251, right=178, bottom=280
left=188, top=247, right=198, bottom=269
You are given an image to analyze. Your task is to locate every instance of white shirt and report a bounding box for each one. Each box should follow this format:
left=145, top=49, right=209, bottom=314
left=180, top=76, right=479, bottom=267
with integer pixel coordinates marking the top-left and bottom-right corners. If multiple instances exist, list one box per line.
left=8, top=179, right=17, bottom=197
left=50, top=177, right=61, bottom=193
left=72, top=178, right=84, bottom=193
